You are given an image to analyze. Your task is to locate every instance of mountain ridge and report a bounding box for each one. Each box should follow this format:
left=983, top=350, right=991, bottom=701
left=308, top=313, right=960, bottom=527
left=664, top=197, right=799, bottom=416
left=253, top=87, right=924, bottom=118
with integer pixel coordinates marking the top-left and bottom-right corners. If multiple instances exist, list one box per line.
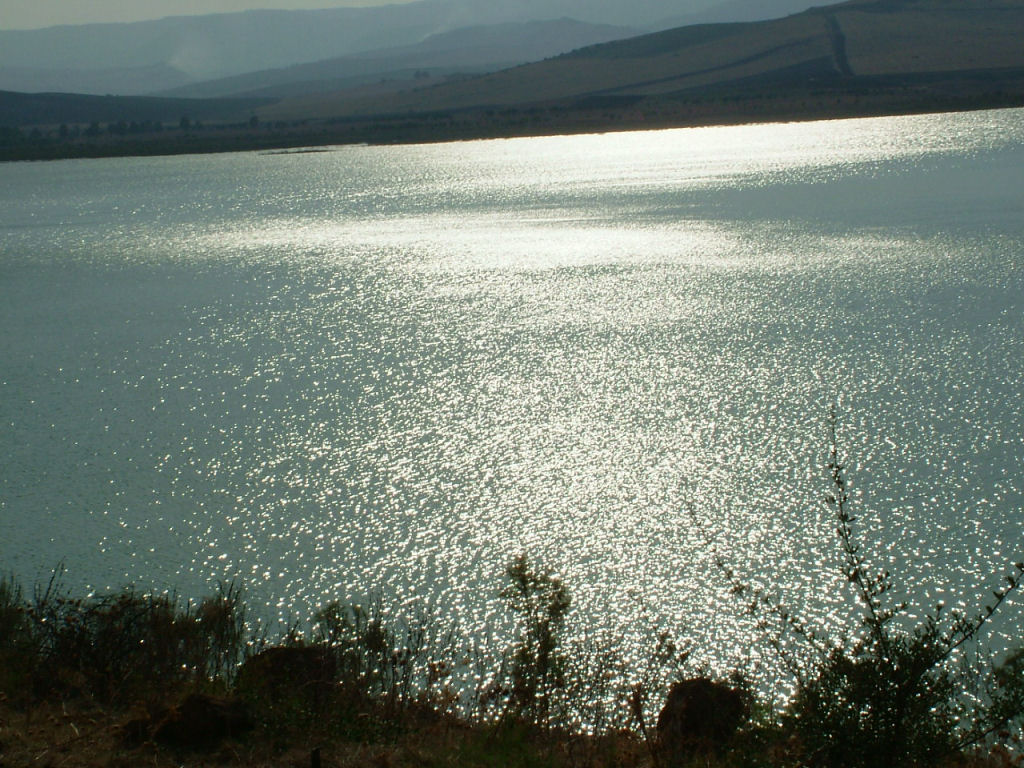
left=0, top=0, right=844, bottom=95
left=157, top=19, right=640, bottom=100
left=256, top=0, right=1024, bottom=121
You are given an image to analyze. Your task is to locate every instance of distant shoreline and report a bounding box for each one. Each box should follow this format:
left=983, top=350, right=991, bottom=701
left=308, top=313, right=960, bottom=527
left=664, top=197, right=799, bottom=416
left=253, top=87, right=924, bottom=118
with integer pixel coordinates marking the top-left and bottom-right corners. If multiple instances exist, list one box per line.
left=3, top=88, right=1023, bottom=162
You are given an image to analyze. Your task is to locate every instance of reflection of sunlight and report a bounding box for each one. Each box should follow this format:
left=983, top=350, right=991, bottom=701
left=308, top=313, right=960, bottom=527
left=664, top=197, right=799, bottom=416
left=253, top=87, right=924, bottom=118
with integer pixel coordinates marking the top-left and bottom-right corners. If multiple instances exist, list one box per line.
left=195, top=214, right=747, bottom=271
left=181, top=107, right=1022, bottom=277
left=390, top=216, right=744, bottom=272
left=194, top=211, right=919, bottom=280
left=436, top=109, right=1013, bottom=190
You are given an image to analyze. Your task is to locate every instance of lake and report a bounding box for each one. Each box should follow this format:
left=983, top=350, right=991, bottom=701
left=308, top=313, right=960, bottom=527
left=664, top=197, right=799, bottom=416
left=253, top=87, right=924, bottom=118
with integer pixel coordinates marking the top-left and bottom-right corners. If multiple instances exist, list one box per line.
left=1, top=108, right=1022, bottom=676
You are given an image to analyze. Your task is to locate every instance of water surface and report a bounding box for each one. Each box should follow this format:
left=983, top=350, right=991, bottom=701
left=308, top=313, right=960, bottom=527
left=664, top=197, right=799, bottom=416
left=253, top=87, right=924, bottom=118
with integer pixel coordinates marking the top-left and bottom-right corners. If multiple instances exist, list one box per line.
left=2, top=108, right=1022, bottom=674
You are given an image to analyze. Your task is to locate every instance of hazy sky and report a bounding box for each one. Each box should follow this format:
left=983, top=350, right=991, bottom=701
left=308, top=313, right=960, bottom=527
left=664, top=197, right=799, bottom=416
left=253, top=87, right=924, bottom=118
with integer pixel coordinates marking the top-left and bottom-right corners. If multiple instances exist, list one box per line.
left=0, top=0, right=416, bottom=30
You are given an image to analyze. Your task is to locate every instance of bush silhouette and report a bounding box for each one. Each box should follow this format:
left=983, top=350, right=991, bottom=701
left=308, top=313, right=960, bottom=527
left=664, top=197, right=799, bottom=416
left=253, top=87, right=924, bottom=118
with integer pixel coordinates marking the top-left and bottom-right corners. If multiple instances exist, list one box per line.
left=702, top=410, right=1024, bottom=767
left=500, top=554, right=572, bottom=727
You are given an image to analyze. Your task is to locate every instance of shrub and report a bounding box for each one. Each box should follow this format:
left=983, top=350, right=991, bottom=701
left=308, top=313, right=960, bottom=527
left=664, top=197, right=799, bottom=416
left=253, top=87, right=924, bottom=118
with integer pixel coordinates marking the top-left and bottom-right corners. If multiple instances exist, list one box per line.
left=195, top=580, right=252, bottom=683
left=499, top=554, right=572, bottom=728
left=706, top=411, right=1024, bottom=768
left=0, top=572, right=34, bottom=699
left=39, top=590, right=203, bottom=700
left=235, top=644, right=340, bottom=733
left=0, top=572, right=28, bottom=648
left=0, top=569, right=259, bottom=704
left=311, top=597, right=432, bottom=714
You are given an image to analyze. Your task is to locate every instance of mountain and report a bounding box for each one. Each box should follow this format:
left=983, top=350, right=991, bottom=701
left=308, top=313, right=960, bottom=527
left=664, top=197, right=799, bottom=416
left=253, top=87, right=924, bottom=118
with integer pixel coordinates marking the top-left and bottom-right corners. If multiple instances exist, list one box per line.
left=256, top=0, right=1024, bottom=121
left=158, top=19, right=639, bottom=100
left=0, top=0, right=846, bottom=96
left=0, top=6, right=445, bottom=90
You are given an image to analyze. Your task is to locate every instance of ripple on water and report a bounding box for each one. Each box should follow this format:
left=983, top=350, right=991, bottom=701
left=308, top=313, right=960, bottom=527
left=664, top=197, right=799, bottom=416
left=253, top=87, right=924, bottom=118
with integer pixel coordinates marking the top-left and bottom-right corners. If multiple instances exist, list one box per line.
left=1, top=109, right=1022, bottom=684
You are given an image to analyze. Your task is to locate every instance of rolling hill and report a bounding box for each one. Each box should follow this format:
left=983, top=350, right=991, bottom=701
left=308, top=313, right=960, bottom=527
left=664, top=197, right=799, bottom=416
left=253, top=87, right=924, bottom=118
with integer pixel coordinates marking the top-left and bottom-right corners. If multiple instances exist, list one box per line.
left=0, top=0, right=844, bottom=96
left=255, top=0, right=1024, bottom=121
left=157, top=19, right=639, bottom=100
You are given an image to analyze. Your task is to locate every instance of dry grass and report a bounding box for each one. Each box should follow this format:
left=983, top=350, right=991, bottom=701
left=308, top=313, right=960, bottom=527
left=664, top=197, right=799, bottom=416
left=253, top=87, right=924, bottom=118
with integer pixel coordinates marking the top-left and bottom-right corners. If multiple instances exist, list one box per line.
left=840, top=6, right=1024, bottom=74
left=0, top=697, right=654, bottom=768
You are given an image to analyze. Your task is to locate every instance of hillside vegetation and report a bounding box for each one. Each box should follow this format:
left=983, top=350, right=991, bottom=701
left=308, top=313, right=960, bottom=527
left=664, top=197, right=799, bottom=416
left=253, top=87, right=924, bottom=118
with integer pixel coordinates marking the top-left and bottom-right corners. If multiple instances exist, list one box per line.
left=260, top=0, right=1024, bottom=121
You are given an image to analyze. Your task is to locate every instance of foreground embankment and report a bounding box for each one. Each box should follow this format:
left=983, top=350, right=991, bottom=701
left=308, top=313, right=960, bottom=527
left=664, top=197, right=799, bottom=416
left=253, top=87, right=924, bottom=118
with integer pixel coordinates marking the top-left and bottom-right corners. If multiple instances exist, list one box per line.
left=2, top=538, right=1022, bottom=768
